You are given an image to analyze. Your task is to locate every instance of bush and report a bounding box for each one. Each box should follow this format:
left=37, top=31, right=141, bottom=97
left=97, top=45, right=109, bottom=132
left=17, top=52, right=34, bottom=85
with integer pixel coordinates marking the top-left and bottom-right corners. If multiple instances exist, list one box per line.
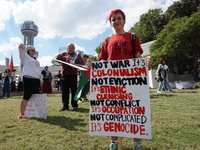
left=194, top=82, right=200, bottom=88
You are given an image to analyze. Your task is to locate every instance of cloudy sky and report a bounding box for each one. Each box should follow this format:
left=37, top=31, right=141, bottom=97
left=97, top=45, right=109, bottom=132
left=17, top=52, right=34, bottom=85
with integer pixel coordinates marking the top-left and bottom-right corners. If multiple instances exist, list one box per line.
left=0, top=0, right=178, bottom=67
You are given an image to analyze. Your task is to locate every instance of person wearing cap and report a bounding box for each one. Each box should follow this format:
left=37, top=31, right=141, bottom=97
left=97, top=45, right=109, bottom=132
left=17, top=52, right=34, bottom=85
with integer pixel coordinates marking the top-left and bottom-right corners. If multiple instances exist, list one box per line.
left=18, top=44, right=41, bottom=119
left=99, top=9, right=153, bottom=150
left=56, top=43, right=84, bottom=111
left=41, top=66, right=52, bottom=94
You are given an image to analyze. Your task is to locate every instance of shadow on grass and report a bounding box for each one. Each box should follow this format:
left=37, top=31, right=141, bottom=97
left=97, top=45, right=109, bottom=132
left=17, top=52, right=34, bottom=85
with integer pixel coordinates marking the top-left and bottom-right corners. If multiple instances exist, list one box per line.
left=150, top=93, right=175, bottom=99
left=175, top=89, right=198, bottom=93
left=150, top=89, right=199, bottom=99
left=33, top=116, right=87, bottom=131
left=77, top=107, right=90, bottom=113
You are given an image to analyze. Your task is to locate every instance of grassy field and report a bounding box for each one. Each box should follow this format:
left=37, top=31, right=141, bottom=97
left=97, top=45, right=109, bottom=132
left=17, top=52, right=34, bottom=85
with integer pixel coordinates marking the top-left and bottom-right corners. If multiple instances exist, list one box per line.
left=0, top=89, right=199, bottom=150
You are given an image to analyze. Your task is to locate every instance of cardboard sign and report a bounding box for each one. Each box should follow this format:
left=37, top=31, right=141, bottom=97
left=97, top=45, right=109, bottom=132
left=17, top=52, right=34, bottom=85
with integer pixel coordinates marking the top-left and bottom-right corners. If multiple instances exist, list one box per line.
left=25, top=94, right=47, bottom=119
left=89, top=58, right=152, bottom=139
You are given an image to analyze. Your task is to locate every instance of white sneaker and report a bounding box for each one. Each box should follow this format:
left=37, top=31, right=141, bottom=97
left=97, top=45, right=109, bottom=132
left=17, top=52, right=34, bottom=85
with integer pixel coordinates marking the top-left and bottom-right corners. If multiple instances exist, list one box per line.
left=157, top=91, right=162, bottom=93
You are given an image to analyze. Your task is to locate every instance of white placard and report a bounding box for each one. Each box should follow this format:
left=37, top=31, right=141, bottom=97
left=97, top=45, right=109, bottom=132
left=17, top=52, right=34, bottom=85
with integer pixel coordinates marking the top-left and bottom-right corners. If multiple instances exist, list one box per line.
left=89, top=58, right=152, bottom=139
left=25, top=94, right=47, bottom=119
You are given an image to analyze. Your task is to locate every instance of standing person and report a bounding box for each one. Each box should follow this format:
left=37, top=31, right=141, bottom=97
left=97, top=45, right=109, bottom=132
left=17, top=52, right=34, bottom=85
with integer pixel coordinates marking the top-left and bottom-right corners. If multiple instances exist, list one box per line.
left=18, top=44, right=41, bottom=119
left=0, top=69, right=12, bottom=99
left=78, top=54, right=92, bottom=102
left=156, top=59, right=174, bottom=93
left=99, top=9, right=152, bottom=150
left=41, top=66, right=52, bottom=94
left=11, top=69, right=17, bottom=92
left=82, top=54, right=89, bottom=64
left=56, top=43, right=84, bottom=111
left=0, top=73, right=2, bottom=96
left=17, top=76, right=23, bottom=92
left=56, top=70, right=62, bottom=90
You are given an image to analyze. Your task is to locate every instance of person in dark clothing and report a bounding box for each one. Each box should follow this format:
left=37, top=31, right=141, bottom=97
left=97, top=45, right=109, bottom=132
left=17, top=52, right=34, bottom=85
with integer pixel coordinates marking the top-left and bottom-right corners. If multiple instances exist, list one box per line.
left=11, top=69, right=16, bottom=92
left=1, top=69, right=12, bottom=99
left=56, top=70, right=62, bottom=90
left=41, top=66, right=52, bottom=94
left=56, top=43, right=84, bottom=111
left=78, top=54, right=92, bottom=102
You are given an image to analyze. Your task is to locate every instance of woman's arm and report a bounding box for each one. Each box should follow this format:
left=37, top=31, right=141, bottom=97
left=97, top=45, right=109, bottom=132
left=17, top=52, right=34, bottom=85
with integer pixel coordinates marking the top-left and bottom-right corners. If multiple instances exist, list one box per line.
left=19, top=43, right=26, bottom=64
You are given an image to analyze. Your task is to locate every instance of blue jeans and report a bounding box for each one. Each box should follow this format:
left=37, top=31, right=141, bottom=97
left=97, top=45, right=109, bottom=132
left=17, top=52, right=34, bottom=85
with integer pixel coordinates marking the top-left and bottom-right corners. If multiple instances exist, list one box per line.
left=158, top=78, right=173, bottom=92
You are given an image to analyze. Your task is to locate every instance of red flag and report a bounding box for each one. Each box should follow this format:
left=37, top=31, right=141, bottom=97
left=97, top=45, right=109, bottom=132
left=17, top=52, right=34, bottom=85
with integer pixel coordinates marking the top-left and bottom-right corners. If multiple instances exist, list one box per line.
left=9, top=55, right=14, bottom=71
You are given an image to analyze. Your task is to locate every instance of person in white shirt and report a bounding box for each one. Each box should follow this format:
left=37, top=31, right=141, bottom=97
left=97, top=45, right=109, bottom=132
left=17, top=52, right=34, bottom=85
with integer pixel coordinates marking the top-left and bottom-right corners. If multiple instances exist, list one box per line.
left=156, top=59, right=174, bottom=93
left=18, top=44, right=41, bottom=119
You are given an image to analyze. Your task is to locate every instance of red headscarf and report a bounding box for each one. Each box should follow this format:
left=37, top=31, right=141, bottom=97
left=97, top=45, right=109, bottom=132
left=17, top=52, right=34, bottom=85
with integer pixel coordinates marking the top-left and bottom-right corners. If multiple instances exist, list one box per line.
left=108, top=9, right=126, bottom=22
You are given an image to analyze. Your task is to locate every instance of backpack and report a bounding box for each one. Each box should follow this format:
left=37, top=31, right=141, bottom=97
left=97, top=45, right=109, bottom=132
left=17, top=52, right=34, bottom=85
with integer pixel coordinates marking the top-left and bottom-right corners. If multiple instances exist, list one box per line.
left=105, top=32, right=135, bottom=59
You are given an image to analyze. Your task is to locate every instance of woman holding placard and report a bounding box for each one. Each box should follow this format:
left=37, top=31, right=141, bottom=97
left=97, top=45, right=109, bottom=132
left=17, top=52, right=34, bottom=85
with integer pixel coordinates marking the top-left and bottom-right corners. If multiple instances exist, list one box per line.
left=99, top=9, right=152, bottom=150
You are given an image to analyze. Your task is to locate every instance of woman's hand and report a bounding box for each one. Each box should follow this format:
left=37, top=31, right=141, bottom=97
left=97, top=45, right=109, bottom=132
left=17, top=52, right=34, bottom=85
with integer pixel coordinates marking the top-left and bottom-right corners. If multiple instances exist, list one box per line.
left=34, top=51, right=39, bottom=57
left=19, top=43, right=25, bottom=50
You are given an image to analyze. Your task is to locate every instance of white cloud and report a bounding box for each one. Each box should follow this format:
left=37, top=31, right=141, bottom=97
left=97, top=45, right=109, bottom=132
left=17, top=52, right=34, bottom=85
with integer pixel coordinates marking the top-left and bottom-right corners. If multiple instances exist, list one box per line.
left=0, top=0, right=15, bottom=31
left=0, top=60, right=4, bottom=65
left=38, top=55, right=53, bottom=67
left=1, top=0, right=178, bottom=41
left=37, top=44, right=43, bottom=47
left=74, top=44, right=86, bottom=52
left=0, top=37, right=22, bottom=55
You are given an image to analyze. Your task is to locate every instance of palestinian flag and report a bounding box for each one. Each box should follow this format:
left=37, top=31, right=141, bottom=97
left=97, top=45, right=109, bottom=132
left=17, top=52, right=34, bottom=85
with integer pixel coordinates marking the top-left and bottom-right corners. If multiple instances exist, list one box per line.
left=74, top=68, right=90, bottom=101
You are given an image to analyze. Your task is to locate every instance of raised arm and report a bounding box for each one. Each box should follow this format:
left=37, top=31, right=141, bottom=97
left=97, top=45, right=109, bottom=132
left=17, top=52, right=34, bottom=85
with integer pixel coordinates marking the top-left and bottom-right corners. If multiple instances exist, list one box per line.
left=18, top=43, right=26, bottom=64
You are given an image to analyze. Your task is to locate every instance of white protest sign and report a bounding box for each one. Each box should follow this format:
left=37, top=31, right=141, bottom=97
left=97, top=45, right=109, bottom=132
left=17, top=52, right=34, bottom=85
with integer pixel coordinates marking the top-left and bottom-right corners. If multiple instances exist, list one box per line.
left=89, top=58, right=152, bottom=139
left=25, top=94, right=47, bottom=119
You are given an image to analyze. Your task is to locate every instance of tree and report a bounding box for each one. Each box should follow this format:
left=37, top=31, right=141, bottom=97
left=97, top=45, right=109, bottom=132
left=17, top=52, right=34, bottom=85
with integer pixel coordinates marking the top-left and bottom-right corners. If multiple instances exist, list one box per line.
left=94, top=45, right=101, bottom=60
left=129, top=1, right=200, bottom=44
left=89, top=55, right=99, bottom=61
left=149, top=12, right=200, bottom=75
left=129, top=9, right=164, bottom=43
left=165, top=0, right=200, bottom=21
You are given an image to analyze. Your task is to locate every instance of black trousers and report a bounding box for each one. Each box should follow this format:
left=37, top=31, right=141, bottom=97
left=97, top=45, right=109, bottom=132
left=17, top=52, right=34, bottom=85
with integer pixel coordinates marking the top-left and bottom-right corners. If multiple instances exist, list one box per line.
left=62, top=75, right=78, bottom=108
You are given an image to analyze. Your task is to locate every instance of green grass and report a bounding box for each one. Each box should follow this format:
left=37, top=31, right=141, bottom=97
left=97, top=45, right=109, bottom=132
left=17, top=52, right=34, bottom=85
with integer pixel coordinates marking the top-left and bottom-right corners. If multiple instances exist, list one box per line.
left=0, top=89, right=200, bottom=150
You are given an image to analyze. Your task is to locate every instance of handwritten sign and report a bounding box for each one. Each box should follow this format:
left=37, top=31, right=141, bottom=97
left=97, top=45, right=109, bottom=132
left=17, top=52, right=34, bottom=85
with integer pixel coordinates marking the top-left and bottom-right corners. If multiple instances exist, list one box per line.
left=89, top=58, right=152, bottom=139
left=25, top=94, right=47, bottom=119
